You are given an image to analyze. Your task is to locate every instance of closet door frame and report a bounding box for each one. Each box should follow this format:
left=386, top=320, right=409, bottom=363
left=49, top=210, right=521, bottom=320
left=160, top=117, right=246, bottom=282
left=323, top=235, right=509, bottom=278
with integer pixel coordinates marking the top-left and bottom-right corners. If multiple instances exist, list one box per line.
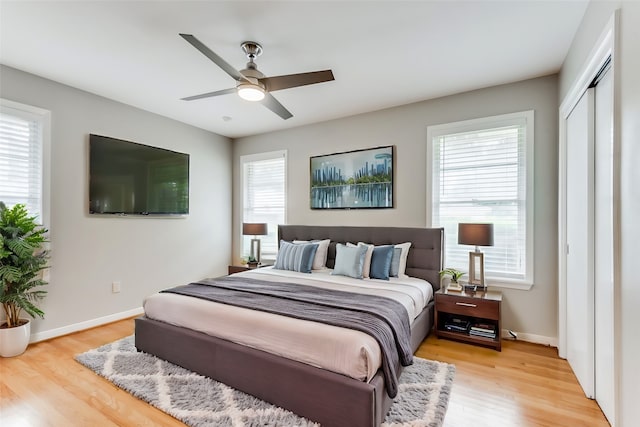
left=558, top=10, right=620, bottom=425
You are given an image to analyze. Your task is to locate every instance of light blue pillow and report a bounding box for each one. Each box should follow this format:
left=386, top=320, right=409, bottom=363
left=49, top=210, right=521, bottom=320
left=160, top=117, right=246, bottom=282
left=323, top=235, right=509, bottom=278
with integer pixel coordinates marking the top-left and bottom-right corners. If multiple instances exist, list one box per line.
left=370, top=245, right=394, bottom=280
left=389, top=247, right=402, bottom=277
left=331, top=243, right=368, bottom=279
left=274, top=241, right=319, bottom=273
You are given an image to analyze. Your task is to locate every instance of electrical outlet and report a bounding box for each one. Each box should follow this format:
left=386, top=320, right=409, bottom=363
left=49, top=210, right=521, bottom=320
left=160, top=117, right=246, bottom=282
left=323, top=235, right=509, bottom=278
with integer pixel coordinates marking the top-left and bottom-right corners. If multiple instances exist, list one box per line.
left=112, top=281, right=121, bottom=293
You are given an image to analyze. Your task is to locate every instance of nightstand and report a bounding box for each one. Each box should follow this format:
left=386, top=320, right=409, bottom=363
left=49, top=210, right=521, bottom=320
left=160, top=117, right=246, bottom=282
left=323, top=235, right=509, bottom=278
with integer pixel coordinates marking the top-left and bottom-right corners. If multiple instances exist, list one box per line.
left=435, top=287, right=502, bottom=351
left=228, top=264, right=266, bottom=275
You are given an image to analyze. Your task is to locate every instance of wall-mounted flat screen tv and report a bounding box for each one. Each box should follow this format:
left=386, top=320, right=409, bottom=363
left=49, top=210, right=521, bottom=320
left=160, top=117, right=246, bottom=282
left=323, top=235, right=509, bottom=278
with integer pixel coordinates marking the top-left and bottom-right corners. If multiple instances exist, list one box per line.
left=89, top=134, right=189, bottom=215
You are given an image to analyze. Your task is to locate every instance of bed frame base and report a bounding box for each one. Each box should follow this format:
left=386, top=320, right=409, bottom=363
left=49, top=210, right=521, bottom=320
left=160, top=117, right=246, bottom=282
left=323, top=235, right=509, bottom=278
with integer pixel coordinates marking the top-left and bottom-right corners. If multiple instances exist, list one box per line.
left=135, top=302, right=433, bottom=427
left=136, top=316, right=392, bottom=427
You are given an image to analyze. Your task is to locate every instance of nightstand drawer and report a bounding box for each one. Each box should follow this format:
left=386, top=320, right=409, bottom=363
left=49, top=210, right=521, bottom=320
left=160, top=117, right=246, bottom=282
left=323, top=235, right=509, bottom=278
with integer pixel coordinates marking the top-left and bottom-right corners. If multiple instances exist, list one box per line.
left=436, top=295, right=500, bottom=320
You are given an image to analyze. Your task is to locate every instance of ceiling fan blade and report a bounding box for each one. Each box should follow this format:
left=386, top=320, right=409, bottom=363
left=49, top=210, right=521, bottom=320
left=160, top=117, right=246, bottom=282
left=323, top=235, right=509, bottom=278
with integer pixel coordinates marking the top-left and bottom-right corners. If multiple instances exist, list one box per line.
left=179, top=33, right=248, bottom=83
left=261, top=93, right=293, bottom=120
left=260, top=70, right=334, bottom=92
left=181, top=87, right=236, bottom=101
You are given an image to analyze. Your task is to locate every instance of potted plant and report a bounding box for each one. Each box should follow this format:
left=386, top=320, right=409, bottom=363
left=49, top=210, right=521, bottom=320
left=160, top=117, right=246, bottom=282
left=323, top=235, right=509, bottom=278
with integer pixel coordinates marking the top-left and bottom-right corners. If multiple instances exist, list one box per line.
left=0, top=202, right=49, bottom=357
left=439, top=268, right=466, bottom=291
left=247, top=255, right=259, bottom=268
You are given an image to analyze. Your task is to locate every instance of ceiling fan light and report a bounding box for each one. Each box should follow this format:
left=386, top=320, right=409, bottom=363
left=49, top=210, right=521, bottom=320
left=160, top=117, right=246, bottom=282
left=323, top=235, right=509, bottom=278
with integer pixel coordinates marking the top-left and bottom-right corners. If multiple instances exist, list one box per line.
left=237, top=84, right=265, bottom=101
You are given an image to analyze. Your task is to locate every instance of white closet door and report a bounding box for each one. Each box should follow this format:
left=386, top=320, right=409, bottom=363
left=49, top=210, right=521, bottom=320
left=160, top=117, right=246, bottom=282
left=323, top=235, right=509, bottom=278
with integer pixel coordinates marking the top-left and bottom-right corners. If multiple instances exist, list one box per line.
left=594, top=68, right=615, bottom=424
left=565, top=88, right=595, bottom=398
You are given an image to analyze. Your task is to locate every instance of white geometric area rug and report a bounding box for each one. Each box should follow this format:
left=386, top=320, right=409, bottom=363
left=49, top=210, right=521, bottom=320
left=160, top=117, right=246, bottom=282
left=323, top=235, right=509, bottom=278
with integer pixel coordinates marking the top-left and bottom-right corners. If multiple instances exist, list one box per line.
left=76, top=336, right=455, bottom=427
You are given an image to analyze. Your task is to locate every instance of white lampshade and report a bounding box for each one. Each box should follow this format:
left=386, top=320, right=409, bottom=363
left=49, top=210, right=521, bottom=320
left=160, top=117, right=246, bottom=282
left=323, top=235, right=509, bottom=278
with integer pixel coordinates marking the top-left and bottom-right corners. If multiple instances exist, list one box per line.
left=237, top=83, right=265, bottom=101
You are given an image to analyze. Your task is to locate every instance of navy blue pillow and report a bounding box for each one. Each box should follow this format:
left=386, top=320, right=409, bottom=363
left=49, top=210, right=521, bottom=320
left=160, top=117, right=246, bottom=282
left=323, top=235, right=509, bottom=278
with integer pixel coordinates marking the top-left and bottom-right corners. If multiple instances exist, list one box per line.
left=274, top=241, right=319, bottom=273
left=369, top=245, right=395, bottom=280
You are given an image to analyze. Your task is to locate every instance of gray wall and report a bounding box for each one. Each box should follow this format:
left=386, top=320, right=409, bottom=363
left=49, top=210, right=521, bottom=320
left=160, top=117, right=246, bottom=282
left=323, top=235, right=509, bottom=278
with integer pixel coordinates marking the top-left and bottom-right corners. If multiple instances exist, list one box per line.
left=233, top=75, right=559, bottom=341
left=0, top=65, right=232, bottom=338
left=559, top=2, right=640, bottom=425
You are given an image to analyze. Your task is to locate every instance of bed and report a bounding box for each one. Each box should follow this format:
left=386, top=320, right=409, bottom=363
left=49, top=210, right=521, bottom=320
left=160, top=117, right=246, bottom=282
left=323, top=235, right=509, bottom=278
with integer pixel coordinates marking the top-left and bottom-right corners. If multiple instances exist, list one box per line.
left=135, top=225, right=444, bottom=427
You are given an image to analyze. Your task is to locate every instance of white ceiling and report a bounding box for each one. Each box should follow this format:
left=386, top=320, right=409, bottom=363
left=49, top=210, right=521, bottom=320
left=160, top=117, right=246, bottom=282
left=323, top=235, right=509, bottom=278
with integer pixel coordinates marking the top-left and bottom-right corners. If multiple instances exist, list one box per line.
left=0, top=1, right=588, bottom=138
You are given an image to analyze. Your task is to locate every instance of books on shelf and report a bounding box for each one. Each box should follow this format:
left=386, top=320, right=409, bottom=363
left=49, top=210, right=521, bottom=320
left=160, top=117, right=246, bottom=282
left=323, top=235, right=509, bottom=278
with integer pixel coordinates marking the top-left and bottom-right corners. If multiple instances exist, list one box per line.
left=444, top=317, right=470, bottom=333
left=441, top=317, right=498, bottom=339
left=469, top=330, right=497, bottom=339
left=469, top=322, right=497, bottom=339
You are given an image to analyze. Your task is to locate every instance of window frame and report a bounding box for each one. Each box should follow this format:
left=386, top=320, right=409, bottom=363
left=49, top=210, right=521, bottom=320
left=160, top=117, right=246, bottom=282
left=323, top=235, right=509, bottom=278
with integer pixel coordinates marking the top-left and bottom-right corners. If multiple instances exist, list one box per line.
left=426, top=110, right=534, bottom=290
left=0, top=98, right=51, bottom=229
left=239, top=150, right=287, bottom=263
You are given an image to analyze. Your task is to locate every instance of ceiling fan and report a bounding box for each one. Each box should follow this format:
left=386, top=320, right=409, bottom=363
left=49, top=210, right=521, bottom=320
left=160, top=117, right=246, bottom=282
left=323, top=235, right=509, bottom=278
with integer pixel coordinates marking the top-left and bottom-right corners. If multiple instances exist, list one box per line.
left=179, top=34, right=335, bottom=120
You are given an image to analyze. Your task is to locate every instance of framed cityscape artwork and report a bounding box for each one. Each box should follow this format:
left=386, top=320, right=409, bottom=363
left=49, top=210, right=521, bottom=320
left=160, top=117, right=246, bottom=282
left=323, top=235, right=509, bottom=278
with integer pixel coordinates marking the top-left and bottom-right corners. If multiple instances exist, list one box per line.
left=310, top=145, right=394, bottom=209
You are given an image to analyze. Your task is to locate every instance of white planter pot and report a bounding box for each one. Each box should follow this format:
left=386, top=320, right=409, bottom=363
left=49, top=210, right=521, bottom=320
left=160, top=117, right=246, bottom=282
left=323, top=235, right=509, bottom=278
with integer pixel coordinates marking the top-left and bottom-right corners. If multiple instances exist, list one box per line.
left=0, top=319, right=31, bottom=357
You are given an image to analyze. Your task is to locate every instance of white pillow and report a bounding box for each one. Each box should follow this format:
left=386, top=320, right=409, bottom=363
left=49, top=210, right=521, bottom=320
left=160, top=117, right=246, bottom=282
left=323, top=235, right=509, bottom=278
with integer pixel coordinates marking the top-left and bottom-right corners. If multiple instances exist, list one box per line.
left=394, top=242, right=412, bottom=278
left=294, top=239, right=330, bottom=270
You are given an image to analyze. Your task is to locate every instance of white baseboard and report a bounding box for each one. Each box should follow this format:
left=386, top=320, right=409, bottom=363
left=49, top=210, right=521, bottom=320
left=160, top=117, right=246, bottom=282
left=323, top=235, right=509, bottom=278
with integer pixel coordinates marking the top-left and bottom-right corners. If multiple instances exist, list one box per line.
left=501, top=329, right=558, bottom=347
left=30, top=307, right=144, bottom=343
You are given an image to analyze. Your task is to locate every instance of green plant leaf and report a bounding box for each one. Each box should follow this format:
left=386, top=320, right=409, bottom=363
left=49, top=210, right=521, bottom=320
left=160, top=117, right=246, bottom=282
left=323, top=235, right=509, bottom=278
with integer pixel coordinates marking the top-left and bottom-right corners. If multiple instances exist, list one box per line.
left=0, top=202, right=49, bottom=322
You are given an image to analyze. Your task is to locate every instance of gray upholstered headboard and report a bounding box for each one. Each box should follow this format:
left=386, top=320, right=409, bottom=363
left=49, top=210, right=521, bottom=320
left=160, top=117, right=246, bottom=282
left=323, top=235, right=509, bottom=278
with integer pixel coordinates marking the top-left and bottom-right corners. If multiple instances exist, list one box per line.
left=278, top=225, right=444, bottom=291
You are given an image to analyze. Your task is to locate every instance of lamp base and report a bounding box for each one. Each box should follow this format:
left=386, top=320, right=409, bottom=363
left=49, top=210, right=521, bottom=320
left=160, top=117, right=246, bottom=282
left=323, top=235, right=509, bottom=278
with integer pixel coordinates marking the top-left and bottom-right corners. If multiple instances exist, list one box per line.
left=463, top=283, right=488, bottom=293
left=468, top=250, right=485, bottom=287
left=250, top=238, right=262, bottom=263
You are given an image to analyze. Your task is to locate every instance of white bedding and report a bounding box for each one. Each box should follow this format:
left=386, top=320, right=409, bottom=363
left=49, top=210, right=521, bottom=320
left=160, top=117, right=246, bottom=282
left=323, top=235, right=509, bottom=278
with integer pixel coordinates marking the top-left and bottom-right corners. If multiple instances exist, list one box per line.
left=142, top=267, right=433, bottom=382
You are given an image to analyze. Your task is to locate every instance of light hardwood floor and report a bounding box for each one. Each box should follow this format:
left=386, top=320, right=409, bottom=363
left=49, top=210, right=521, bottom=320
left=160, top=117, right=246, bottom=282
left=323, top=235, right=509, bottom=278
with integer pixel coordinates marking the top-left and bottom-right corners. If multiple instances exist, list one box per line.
left=0, top=318, right=609, bottom=427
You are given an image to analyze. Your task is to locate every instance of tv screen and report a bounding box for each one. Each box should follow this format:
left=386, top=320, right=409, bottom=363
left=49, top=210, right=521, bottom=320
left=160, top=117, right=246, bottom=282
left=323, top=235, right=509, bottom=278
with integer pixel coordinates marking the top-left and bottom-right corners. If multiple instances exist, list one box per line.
left=89, top=134, right=189, bottom=215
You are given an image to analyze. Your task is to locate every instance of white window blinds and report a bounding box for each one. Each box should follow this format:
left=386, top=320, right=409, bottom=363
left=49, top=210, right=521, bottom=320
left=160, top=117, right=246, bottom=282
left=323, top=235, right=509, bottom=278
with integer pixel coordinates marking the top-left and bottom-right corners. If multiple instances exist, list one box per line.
left=0, top=102, right=47, bottom=223
left=429, top=111, right=534, bottom=286
left=241, top=151, right=286, bottom=261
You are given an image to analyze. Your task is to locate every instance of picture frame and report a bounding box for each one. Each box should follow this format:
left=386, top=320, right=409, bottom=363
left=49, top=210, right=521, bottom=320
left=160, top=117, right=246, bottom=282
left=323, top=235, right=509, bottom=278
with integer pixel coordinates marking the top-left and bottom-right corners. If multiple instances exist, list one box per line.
left=310, top=145, right=394, bottom=209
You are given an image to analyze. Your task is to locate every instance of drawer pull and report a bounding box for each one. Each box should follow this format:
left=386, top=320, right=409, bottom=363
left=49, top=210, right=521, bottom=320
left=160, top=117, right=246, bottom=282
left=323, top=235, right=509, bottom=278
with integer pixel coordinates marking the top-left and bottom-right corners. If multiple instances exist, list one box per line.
left=455, top=302, right=477, bottom=308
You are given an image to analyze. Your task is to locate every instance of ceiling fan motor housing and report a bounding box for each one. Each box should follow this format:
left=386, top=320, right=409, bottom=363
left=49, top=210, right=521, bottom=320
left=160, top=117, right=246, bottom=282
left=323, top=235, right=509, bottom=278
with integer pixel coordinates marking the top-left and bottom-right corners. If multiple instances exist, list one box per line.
left=239, top=41, right=265, bottom=87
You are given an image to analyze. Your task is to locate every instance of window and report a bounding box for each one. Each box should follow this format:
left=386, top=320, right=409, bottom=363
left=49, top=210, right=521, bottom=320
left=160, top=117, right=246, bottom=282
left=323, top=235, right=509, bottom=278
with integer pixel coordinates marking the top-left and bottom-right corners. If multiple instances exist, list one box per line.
left=0, top=99, right=50, bottom=225
left=240, top=150, right=286, bottom=262
left=427, top=111, right=534, bottom=288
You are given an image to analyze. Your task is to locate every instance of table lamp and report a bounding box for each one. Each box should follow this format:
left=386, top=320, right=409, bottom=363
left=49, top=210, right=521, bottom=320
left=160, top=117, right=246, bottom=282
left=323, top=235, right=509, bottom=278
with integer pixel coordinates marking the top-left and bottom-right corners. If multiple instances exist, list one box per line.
left=458, top=223, right=494, bottom=289
left=242, top=222, right=268, bottom=263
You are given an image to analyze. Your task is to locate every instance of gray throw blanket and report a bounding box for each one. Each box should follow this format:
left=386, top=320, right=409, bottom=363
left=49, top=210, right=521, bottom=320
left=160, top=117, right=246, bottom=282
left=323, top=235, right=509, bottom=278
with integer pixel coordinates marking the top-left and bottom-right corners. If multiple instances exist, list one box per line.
left=161, top=275, right=413, bottom=397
